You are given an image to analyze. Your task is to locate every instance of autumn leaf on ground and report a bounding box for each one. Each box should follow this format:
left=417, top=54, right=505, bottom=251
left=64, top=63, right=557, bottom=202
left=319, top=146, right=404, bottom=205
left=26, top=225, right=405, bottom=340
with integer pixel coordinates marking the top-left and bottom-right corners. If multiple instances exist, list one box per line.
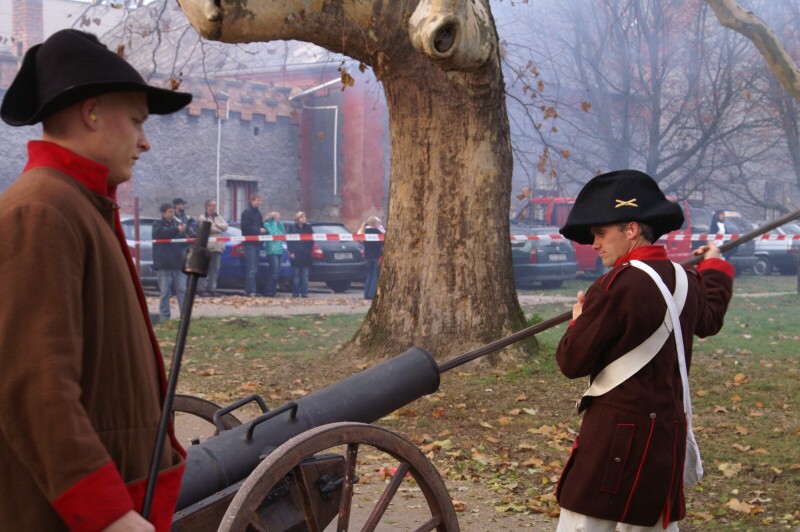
left=521, top=456, right=544, bottom=467
left=486, top=436, right=500, bottom=444
left=507, top=408, right=522, bottom=416
left=451, top=500, right=467, bottom=512
left=732, top=443, right=751, bottom=452
left=497, top=416, right=513, bottom=425
left=718, top=462, right=743, bottom=477
left=734, top=373, right=748, bottom=384
left=198, top=368, right=216, bottom=376
left=432, top=408, right=444, bottom=419
left=479, top=421, right=495, bottom=429
left=516, top=393, right=528, bottom=402
left=726, top=498, right=762, bottom=514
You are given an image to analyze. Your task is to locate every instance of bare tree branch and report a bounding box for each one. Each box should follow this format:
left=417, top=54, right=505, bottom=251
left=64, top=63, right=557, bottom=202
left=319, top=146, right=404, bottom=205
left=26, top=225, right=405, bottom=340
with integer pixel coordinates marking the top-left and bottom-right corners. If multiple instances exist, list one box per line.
left=706, top=0, right=800, bottom=100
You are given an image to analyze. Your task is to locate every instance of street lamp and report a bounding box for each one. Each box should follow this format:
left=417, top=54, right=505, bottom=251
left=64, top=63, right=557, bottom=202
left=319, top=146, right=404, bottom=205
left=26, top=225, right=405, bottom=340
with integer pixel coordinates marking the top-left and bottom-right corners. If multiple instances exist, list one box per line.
left=215, top=91, right=230, bottom=218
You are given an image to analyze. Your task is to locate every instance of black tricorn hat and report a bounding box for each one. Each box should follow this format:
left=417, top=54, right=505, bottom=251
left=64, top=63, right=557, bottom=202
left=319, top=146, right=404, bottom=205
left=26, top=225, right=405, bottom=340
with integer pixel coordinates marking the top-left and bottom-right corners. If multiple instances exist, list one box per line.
left=559, top=169, right=685, bottom=245
left=1, top=29, right=192, bottom=126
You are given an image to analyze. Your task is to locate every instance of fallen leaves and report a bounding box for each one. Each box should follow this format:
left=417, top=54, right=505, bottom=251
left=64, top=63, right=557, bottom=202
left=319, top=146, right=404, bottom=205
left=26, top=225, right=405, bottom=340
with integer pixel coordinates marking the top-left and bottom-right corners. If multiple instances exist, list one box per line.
left=718, top=462, right=743, bottom=477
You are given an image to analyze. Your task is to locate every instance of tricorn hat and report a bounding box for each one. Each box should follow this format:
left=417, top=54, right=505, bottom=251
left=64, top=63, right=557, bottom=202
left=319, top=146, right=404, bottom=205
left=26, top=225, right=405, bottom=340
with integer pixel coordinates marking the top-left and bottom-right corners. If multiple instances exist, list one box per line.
left=559, top=169, right=684, bottom=245
left=1, top=29, right=192, bottom=126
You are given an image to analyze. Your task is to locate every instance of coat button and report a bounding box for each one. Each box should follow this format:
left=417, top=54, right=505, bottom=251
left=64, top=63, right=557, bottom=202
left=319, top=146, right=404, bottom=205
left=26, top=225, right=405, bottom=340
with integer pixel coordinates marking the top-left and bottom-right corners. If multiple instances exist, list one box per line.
left=650, top=413, right=657, bottom=419
left=614, top=457, right=621, bottom=462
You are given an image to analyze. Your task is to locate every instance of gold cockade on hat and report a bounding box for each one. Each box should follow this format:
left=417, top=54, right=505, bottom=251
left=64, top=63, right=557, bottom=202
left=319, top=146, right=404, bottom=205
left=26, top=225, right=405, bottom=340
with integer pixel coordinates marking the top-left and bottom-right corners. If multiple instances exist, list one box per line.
left=615, top=198, right=638, bottom=208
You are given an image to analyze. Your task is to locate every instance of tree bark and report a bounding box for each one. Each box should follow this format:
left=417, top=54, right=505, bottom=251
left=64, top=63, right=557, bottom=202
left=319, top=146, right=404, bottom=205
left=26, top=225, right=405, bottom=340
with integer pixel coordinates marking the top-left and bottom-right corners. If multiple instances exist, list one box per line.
left=177, top=0, right=530, bottom=361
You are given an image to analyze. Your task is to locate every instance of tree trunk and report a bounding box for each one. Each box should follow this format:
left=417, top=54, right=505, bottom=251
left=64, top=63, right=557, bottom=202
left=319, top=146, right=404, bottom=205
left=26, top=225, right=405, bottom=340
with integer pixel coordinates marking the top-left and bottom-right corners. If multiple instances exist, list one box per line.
left=348, top=56, right=528, bottom=361
left=177, top=0, right=531, bottom=362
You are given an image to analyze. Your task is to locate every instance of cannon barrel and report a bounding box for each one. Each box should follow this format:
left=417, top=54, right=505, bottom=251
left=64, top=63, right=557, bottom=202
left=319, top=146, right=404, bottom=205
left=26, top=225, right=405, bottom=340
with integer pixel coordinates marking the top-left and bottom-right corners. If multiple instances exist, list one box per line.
left=176, top=346, right=440, bottom=510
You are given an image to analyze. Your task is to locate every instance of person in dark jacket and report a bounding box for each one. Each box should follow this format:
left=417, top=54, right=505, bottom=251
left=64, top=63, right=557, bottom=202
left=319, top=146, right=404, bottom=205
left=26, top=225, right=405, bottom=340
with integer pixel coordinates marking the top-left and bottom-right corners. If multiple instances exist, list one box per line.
left=288, top=211, right=314, bottom=298
left=153, top=202, right=188, bottom=320
left=357, top=216, right=385, bottom=299
left=172, top=197, right=197, bottom=237
left=240, top=192, right=266, bottom=296
left=555, top=170, right=734, bottom=531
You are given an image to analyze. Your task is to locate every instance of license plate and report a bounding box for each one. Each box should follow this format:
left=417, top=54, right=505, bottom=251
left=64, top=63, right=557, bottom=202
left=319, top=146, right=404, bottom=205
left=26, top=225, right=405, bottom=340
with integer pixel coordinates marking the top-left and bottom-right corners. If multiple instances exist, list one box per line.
left=334, top=252, right=352, bottom=260
left=549, top=253, right=567, bottom=261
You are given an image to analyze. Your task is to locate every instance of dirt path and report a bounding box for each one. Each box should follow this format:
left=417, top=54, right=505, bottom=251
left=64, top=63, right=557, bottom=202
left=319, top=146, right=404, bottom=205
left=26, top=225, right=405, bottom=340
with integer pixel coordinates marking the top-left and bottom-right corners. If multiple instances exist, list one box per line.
left=150, top=292, right=574, bottom=319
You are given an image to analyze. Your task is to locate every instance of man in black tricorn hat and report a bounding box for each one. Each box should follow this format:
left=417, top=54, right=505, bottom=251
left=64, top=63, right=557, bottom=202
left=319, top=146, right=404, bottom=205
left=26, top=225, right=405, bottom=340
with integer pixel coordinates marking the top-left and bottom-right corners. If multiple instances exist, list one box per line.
left=0, top=30, right=191, bottom=531
left=553, top=170, right=734, bottom=531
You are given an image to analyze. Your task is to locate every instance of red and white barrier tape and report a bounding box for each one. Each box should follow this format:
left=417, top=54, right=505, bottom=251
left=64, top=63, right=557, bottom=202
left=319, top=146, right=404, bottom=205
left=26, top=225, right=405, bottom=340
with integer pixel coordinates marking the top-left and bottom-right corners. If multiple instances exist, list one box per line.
left=131, top=232, right=800, bottom=245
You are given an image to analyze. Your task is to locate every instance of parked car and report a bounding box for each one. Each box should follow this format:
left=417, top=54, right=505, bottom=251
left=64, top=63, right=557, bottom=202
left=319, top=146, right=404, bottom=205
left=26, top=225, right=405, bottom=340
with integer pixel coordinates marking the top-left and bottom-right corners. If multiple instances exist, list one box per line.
left=751, top=222, right=800, bottom=276
left=217, top=225, right=293, bottom=292
left=122, top=217, right=293, bottom=292
left=683, top=207, right=757, bottom=275
left=122, top=216, right=157, bottom=286
left=510, top=224, right=578, bottom=289
left=302, top=222, right=366, bottom=293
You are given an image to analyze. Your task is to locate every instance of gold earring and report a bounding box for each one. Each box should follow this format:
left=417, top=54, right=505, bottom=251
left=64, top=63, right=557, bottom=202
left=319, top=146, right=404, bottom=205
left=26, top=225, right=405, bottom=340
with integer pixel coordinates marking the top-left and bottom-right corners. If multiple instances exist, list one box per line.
left=89, top=113, right=97, bottom=121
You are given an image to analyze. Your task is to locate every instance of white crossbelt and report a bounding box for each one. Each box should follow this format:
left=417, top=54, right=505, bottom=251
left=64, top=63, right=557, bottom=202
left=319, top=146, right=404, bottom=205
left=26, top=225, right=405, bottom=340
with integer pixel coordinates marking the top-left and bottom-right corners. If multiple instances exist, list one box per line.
left=578, top=261, right=687, bottom=412
left=577, top=260, right=703, bottom=486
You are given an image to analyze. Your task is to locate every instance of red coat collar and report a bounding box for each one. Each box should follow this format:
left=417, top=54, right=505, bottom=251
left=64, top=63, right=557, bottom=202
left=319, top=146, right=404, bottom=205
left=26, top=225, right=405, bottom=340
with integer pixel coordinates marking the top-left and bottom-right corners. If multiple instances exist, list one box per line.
left=24, top=140, right=115, bottom=199
left=615, top=245, right=667, bottom=266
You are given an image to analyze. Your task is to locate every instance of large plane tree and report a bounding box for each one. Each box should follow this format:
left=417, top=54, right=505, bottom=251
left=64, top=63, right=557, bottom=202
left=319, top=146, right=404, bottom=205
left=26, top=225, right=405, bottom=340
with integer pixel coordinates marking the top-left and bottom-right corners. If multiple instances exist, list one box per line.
left=176, top=0, right=528, bottom=362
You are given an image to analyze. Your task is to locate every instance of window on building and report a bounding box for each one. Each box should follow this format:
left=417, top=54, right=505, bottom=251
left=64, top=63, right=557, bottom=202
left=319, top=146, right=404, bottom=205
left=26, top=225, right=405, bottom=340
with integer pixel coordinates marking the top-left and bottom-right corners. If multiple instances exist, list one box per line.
left=226, top=180, right=257, bottom=222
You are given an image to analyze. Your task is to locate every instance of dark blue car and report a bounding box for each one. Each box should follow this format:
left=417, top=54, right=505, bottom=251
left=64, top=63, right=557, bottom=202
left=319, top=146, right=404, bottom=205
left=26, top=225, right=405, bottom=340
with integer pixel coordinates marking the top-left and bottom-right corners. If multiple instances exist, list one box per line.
left=216, top=225, right=293, bottom=292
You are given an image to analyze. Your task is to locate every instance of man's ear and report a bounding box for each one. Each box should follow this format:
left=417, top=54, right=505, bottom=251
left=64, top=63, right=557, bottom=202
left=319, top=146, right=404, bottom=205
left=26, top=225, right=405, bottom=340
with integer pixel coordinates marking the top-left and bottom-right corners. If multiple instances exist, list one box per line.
left=627, top=222, right=639, bottom=239
left=80, top=98, right=100, bottom=130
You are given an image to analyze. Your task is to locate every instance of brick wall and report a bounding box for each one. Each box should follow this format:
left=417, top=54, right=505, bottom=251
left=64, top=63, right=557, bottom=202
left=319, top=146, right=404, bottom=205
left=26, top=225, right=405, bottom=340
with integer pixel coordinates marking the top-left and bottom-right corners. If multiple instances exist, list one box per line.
left=12, top=0, right=43, bottom=57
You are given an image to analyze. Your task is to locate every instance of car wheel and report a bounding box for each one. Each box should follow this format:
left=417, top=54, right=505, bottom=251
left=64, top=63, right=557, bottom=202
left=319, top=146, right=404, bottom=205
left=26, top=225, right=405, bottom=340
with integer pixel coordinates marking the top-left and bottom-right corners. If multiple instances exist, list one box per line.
left=752, top=256, right=772, bottom=276
left=541, top=280, right=563, bottom=289
left=326, top=280, right=351, bottom=293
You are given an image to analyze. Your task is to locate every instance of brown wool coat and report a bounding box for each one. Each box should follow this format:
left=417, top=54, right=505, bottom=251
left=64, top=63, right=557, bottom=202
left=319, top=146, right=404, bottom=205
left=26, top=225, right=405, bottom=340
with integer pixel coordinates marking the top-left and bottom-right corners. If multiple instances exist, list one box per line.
left=555, top=256, right=733, bottom=527
left=0, top=168, right=184, bottom=529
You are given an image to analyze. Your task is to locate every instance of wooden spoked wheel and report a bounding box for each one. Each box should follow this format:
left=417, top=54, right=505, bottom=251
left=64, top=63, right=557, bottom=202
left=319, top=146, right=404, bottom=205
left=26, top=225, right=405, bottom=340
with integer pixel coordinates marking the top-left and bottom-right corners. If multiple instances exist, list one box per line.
left=219, top=422, right=460, bottom=532
left=172, top=394, right=243, bottom=435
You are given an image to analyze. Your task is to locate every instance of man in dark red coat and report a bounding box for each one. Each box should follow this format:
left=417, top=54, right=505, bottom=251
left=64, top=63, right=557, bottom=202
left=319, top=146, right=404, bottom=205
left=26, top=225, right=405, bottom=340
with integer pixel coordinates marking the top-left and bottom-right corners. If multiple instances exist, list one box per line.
left=554, top=170, right=734, bottom=531
left=0, top=30, right=191, bottom=530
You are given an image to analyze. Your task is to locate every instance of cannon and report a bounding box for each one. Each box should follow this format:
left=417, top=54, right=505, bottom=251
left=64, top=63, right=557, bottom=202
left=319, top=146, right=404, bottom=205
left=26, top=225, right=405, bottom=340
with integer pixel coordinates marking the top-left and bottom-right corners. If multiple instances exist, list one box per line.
left=161, top=211, right=800, bottom=531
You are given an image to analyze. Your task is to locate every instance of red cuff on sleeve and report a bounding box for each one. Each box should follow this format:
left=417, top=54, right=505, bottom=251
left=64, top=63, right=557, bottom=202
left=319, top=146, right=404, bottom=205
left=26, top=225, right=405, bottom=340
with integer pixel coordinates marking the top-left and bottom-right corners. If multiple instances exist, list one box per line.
left=697, top=257, right=735, bottom=279
left=52, top=461, right=134, bottom=531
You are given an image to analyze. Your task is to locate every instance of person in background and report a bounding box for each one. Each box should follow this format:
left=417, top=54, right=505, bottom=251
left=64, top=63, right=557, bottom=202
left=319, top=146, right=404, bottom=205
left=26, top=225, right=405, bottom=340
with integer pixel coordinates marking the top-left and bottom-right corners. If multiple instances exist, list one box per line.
left=172, top=197, right=196, bottom=237
left=710, top=210, right=726, bottom=235
left=263, top=211, right=286, bottom=297
left=357, top=215, right=385, bottom=300
left=288, top=211, right=314, bottom=298
left=153, top=202, right=188, bottom=319
left=198, top=199, right=228, bottom=296
left=240, top=192, right=266, bottom=296
left=0, top=29, right=191, bottom=530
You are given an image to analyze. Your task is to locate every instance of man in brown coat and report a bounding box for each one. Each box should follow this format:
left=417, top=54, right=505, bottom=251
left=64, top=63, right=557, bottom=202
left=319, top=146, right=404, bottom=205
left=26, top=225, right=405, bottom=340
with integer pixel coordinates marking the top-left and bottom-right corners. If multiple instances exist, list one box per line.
left=0, top=30, right=191, bottom=530
left=554, top=170, right=734, bottom=531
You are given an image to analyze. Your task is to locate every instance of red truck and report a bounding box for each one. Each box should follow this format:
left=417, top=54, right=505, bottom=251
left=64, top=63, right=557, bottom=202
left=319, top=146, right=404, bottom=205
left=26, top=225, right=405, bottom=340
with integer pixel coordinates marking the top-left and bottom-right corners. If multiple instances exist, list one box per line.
left=511, top=197, right=756, bottom=275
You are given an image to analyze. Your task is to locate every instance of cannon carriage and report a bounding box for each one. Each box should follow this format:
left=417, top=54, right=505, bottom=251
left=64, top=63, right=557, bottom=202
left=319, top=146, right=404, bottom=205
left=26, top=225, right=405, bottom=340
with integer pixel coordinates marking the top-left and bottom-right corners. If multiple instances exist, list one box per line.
left=170, top=348, right=461, bottom=531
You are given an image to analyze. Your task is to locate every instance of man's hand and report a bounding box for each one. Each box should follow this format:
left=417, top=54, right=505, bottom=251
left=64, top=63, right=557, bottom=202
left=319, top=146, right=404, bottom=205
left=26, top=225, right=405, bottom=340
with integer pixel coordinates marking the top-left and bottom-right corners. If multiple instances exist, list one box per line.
left=260, top=228, right=267, bottom=234
left=177, top=224, right=186, bottom=233
left=102, top=511, right=154, bottom=532
left=572, top=291, right=585, bottom=320
left=692, top=241, right=723, bottom=260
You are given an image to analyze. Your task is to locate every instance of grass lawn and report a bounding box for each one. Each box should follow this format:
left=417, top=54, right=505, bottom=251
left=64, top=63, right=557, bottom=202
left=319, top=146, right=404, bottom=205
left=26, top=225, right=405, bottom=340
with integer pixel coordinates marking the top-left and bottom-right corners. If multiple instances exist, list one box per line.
left=157, top=274, right=800, bottom=530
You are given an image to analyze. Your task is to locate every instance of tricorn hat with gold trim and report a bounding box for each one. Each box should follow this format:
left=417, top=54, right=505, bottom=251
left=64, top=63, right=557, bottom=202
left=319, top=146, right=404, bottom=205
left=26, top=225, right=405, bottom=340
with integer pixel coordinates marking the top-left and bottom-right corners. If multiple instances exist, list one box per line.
left=559, top=169, right=684, bottom=245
